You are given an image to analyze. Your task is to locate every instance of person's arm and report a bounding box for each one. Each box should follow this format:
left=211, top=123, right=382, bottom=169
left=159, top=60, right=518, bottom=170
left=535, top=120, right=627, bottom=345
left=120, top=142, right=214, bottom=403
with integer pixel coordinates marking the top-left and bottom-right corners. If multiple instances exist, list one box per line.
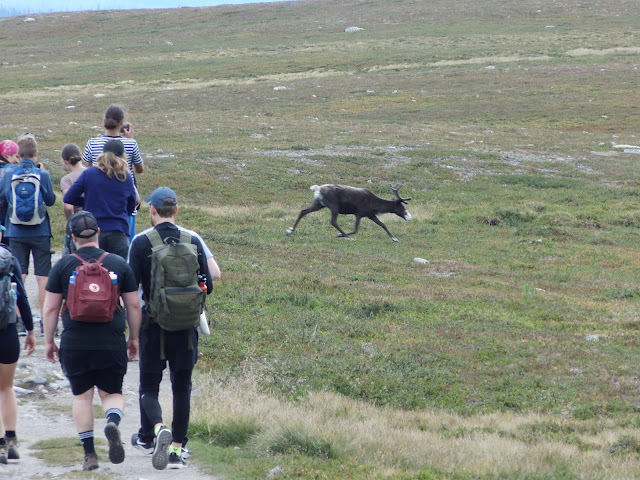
left=194, top=240, right=213, bottom=295
left=207, top=256, right=221, bottom=282
left=121, top=290, right=141, bottom=360
left=127, top=175, right=137, bottom=215
left=82, top=140, right=94, bottom=165
left=184, top=229, right=221, bottom=281
left=41, top=171, right=56, bottom=206
left=42, top=291, right=63, bottom=363
left=12, top=262, right=35, bottom=354
left=127, top=236, right=142, bottom=284
left=13, top=262, right=33, bottom=331
left=126, top=135, right=144, bottom=174
left=0, top=169, right=11, bottom=223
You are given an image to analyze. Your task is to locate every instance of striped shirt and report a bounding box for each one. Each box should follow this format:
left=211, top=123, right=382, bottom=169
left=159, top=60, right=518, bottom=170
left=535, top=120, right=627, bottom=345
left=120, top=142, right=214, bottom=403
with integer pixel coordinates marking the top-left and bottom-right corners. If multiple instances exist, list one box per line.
left=82, top=135, right=143, bottom=176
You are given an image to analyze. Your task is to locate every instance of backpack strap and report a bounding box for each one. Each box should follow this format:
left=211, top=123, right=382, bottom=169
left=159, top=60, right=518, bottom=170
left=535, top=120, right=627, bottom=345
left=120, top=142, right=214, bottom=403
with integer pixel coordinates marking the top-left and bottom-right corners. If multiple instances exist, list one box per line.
left=70, top=251, right=109, bottom=265
left=70, top=253, right=87, bottom=266
left=145, top=228, right=164, bottom=248
left=143, top=229, right=164, bottom=330
left=179, top=230, right=191, bottom=244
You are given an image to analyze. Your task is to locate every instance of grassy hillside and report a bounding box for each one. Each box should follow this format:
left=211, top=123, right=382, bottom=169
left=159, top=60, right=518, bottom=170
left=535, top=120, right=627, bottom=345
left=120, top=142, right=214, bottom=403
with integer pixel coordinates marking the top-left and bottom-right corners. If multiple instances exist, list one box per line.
left=3, top=0, right=640, bottom=478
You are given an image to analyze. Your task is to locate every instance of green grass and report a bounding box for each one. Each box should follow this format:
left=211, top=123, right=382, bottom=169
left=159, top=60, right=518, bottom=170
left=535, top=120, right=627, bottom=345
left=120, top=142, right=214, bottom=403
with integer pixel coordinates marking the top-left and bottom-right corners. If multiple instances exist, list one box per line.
left=5, top=0, right=640, bottom=477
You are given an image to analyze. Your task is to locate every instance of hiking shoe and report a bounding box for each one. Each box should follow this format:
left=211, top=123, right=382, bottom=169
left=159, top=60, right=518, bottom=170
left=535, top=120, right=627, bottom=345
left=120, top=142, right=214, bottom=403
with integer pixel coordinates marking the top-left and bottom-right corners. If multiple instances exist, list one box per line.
left=131, top=432, right=154, bottom=454
left=168, top=451, right=186, bottom=469
left=104, top=422, right=125, bottom=464
left=181, top=437, right=191, bottom=458
left=181, top=445, right=192, bottom=459
left=82, top=452, right=99, bottom=471
left=0, top=444, right=7, bottom=465
left=6, top=436, right=19, bottom=460
left=151, top=426, right=172, bottom=470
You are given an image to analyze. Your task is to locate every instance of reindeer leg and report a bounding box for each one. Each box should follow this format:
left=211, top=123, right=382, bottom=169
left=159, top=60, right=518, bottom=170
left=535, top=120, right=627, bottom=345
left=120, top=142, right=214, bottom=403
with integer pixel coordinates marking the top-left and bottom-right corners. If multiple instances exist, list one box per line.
left=286, top=202, right=324, bottom=235
left=368, top=215, right=399, bottom=242
left=346, top=216, right=362, bottom=236
left=330, top=211, right=354, bottom=240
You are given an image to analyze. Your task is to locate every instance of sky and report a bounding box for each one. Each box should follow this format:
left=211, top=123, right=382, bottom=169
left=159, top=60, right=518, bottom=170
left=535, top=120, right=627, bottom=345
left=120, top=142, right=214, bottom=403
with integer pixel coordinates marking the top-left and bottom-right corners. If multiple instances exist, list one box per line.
left=0, top=0, right=294, bottom=17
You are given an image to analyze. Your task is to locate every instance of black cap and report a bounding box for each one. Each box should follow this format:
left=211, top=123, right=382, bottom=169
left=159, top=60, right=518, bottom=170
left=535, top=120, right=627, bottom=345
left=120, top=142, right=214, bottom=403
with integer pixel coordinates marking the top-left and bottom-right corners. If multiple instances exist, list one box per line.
left=69, top=210, right=99, bottom=238
left=103, top=139, right=125, bottom=157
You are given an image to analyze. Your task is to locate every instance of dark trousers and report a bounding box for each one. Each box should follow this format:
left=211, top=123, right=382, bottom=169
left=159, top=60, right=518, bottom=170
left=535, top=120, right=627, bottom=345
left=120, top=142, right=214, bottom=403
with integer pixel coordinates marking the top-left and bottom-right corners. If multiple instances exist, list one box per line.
left=139, top=368, right=193, bottom=444
left=137, top=317, right=198, bottom=444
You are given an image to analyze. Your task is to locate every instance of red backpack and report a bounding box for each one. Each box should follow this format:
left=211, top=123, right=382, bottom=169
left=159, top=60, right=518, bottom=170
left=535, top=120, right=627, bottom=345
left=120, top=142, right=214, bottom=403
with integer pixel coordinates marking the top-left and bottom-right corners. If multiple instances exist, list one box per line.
left=65, top=252, right=119, bottom=323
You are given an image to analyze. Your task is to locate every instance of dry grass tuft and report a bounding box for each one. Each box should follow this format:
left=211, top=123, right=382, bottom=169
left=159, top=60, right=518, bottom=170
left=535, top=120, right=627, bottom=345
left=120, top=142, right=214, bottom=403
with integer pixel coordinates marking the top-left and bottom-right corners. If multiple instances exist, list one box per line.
left=192, top=366, right=640, bottom=478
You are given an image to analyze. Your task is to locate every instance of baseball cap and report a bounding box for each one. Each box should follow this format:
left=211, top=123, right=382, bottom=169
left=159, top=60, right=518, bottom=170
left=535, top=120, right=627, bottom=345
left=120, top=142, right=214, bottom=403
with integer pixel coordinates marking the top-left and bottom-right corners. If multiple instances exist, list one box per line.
left=0, top=140, right=18, bottom=157
left=145, top=187, right=178, bottom=207
left=102, top=139, right=125, bottom=157
left=68, top=210, right=99, bottom=238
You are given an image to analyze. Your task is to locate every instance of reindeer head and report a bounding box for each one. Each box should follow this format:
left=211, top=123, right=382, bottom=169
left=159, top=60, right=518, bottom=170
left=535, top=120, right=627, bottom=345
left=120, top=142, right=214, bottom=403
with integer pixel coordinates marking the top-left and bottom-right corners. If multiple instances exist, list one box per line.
left=391, top=184, right=412, bottom=221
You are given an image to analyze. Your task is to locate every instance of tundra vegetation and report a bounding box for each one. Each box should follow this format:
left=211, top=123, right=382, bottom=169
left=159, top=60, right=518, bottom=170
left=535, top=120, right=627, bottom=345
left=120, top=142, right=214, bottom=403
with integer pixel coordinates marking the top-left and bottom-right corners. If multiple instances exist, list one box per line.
left=2, top=0, right=640, bottom=478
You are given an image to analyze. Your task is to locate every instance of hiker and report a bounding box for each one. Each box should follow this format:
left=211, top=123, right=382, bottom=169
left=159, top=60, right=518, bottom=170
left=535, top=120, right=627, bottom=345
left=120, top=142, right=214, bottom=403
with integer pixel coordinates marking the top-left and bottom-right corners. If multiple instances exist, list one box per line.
left=128, top=187, right=213, bottom=470
left=64, top=139, right=138, bottom=260
left=130, top=224, right=221, bottom=460
left=0, top=134, right=56, bottom=333
left=60, top=143, right=86, bottom=255
left=42, top=210, right=141, bottom=472
left=60, top=144, right=86, bottom=221
left=83, top=104, right=144, bottom=239
left=0, top=224, right=35, bottom=464
left=0, top=140, right=20, bottom=168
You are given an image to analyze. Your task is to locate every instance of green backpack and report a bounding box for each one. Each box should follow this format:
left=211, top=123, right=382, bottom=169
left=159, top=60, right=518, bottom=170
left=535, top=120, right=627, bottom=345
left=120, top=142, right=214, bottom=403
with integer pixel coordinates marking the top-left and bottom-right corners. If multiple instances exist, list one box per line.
left=145, top=229, right=206, bottom=346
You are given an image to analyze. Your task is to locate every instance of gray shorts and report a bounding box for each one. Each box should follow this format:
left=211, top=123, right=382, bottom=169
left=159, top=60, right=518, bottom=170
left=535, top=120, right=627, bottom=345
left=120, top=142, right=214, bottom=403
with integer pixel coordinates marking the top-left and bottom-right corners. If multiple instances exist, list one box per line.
left=8, top=236, right=51, bottom=276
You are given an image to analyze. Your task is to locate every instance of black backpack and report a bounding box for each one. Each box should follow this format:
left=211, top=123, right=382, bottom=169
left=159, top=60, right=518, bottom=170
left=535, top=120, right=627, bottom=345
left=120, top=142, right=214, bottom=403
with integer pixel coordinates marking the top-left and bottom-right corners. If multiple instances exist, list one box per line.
left=0, top=247, right=17, bottom=330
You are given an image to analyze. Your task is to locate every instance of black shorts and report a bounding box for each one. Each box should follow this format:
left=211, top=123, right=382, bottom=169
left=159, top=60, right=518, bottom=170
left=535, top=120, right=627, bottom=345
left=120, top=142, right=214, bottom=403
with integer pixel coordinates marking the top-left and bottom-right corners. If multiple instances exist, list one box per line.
left=9, top=237, right=51, bottom=276
left=0, top=324, right=19, bottom=364
left=59, top=348, right=128, bottom=396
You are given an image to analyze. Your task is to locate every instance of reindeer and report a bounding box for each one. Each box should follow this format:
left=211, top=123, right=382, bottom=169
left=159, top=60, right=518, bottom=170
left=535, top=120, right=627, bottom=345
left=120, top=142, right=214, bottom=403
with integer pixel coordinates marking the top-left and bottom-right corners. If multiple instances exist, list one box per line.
left=286, top=184, right=412, bottom=242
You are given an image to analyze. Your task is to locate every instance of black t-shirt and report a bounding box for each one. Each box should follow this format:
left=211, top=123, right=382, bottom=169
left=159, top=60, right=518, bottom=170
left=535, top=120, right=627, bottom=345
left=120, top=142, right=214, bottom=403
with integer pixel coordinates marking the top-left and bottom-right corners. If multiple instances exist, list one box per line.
left=46, top=246, right=138, bottom=351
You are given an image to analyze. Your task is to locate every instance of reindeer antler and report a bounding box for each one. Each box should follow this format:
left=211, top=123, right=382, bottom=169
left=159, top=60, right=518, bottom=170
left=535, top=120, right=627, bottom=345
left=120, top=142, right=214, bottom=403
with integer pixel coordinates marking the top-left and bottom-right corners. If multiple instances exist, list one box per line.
left=391, top=183, right=411, bottom=203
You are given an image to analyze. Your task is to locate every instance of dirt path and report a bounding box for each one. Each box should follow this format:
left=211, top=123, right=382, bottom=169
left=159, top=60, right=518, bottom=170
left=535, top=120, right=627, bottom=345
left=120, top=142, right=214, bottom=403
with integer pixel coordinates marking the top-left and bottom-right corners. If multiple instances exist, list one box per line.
left=1, top=255, right=219, bottom=480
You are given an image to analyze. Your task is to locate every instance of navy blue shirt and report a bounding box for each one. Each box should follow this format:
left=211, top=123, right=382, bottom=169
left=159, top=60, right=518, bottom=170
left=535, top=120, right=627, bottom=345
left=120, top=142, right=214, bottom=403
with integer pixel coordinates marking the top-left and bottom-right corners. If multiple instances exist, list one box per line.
left=63, top=167, right=136, bottom=235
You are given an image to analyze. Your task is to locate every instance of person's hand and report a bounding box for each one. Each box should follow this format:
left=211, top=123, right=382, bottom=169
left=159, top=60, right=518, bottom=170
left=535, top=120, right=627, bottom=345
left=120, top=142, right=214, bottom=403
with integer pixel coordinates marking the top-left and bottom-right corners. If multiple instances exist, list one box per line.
left=127, top=337, right=139, bottom=360
left=24, top=330, right=36, bottom=356
left=45, top=340, right=59, bottom=363
left=122, top=123, right=134, bottom=138
left=36, top=162, right=45, bottom=170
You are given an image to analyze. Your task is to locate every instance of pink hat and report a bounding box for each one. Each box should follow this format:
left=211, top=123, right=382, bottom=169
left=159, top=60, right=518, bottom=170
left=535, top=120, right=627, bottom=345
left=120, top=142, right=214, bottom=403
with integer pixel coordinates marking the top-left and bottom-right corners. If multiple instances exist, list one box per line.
left=0, top=140, right=18, bottom=157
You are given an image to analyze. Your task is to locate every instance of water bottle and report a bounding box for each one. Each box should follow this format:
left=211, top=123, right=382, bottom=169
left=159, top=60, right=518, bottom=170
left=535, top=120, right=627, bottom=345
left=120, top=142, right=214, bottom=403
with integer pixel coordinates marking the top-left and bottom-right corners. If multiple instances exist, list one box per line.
left=69, top=270, right=77, bottom=285
left=109, top=271, right=118, bottom=285
left=10, top=282, right=17, bottom=308
left=198, top=274, right=206, bottom=292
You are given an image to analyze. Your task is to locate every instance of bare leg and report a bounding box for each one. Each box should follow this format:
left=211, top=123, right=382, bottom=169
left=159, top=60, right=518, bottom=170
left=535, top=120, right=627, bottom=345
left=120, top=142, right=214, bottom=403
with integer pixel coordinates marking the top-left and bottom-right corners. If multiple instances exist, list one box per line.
left=73, top=388, right=96, bottom=433
left=0, top=362, right=18, bottom=432
left=97, top=390, right=125, bottom=414
left=36, top=275, right=48, bottom=313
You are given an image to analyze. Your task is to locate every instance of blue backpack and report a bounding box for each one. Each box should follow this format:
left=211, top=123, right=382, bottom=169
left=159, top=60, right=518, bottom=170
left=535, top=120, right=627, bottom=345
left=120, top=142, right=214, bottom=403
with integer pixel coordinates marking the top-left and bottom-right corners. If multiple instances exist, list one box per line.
left=9, top=167, right=47, bottom=225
